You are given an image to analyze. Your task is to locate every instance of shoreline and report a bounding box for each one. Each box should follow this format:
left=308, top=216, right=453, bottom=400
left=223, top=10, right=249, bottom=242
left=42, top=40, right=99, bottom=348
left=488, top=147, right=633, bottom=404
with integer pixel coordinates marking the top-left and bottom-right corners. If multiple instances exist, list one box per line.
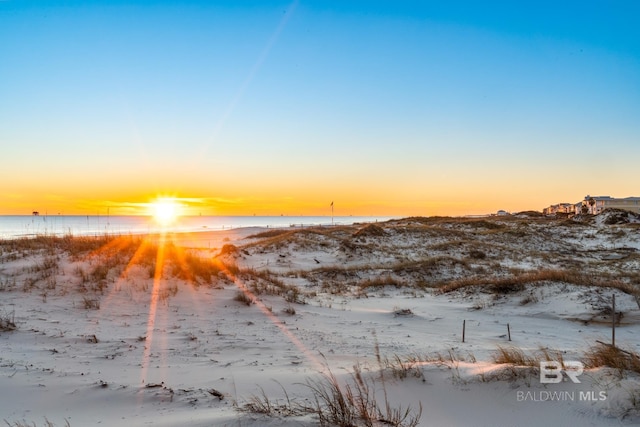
left=0, top=215, right=392, bottom=241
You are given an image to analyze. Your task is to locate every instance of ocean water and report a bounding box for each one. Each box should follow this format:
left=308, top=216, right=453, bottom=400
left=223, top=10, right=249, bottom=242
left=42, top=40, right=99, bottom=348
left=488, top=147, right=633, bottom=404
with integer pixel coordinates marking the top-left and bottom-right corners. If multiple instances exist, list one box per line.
left=0, top=215, right=395, bottom=239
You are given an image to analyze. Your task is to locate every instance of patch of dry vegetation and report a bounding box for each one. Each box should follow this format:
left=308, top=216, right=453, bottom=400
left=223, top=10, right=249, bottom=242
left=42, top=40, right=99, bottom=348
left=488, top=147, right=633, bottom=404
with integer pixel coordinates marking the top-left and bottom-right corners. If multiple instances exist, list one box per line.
left=492, top=346, right=539, bottom=366
left=358, top=276, right=405, bottom=289
left=233, top=291, right=254, bottom=306
left=243, top=365, right=422, bottom=427
left=0, top=235, right=236, bottom=310
left=583, top=343, right=640, bottom=376
left=239, top=268, right=305, bottom=303
left=352, top=223, right=386, bottom=238
left=247, top=229, right=292, bottom=239
left=244, top=226, right=353, bottom=252
left=438, top=269, right=638, bottom=296
left=0, top=310, right=16, bottom=332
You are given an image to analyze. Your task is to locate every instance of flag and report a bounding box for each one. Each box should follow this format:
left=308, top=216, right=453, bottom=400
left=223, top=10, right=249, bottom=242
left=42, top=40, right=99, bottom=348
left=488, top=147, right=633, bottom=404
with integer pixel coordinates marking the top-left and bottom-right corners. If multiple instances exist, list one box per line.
left=330, top=201, right=333, bottom=207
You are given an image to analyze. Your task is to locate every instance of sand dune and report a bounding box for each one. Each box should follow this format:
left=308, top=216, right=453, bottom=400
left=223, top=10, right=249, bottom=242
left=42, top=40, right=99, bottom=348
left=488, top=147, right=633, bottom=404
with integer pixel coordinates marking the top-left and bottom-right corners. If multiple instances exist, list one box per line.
left=1, top=214, right=639, bottom=426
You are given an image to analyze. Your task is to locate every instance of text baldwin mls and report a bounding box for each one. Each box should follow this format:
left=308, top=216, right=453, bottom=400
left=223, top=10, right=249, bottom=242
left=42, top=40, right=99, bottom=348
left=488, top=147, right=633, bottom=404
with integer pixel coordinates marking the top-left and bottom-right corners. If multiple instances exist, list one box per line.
left=517, top=391, right=607, bottom=402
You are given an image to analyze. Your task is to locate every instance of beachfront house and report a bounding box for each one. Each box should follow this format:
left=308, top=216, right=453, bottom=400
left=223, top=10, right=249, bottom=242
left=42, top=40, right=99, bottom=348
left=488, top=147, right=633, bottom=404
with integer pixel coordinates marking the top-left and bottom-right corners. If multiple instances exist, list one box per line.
left=581, top=195, right=640, bottom=215
left=543, top=203, right=574, bottom=215
left=573, top=203, right=582, bottom=215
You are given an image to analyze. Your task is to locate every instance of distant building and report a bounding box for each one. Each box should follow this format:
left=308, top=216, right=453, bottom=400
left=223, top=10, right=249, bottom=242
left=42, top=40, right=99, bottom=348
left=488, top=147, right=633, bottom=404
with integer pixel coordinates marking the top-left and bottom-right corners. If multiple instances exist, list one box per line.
left=543, top=196, right=640, bottom=216
left=496, top=210, right=509, bottom=216
left=573, top=203, right=582, bottom=215
left=581, top=195, right=640, bottom=215
left=542, top=203, right=574, bottom=215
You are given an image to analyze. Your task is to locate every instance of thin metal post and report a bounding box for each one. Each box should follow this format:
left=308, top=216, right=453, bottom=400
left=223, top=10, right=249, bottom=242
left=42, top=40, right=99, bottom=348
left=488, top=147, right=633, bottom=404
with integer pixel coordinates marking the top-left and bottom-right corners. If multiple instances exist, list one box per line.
left=612, top=294, right=616, bottom=348
left=462, top=319, right=466, bottom=343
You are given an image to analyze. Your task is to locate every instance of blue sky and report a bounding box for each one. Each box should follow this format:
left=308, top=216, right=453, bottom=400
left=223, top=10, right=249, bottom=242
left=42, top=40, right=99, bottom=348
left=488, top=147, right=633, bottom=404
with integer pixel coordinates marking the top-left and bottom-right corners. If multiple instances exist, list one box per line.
left=1, top=1, right=639, bottom=215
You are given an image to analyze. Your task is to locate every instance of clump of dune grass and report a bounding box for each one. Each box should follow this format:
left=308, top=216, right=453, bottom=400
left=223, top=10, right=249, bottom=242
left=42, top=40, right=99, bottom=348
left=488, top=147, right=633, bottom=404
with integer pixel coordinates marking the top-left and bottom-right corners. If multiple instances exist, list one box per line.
left=0, top=310, right=16, bottom=332
left=218, top=244, right=239, bottom=256
left=282, top=305, right=296, bottom=315
left=243, top=360, right=422, bottom=426
left=82, top=296, right=100, bottom=310
left=233, top=291, right=253, bottom=306
left=492, top=345, right=567, bottom=367
left=583, top=343, right=640, bottom=377
left=243, top=382, right=301, bottom=417
left=392, top=307, right=414, bottom=317
left=302, top=365, right=422, bottom=427
left=382, top=354, right=426, bottom=381
left=519, top=292, right=540, bottom=305
left=240, top=268, right=305, bottom=303
left=169, top=249, right=222, bottom=284
left=492, top=346, right=538, bottom=366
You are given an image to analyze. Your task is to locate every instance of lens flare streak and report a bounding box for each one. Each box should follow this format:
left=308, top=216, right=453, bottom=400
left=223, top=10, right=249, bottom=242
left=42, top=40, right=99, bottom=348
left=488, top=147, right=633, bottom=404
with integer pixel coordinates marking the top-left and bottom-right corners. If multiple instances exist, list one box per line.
left=213, top=259, right=324, bottom=372
left=138, top=232, right=168, bottom=397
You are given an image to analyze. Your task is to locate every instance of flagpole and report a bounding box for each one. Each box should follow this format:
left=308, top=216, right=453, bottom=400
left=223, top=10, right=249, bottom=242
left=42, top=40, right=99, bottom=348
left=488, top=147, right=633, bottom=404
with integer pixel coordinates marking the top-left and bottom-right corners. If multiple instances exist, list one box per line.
left=331, top=201, right=334, bottom=226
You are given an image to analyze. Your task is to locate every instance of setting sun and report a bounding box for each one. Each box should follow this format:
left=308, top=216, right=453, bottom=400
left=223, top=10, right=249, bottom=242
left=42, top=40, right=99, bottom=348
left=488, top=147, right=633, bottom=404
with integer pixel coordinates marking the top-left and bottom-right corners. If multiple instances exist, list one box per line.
left=150, top=198, right=181, bottom=226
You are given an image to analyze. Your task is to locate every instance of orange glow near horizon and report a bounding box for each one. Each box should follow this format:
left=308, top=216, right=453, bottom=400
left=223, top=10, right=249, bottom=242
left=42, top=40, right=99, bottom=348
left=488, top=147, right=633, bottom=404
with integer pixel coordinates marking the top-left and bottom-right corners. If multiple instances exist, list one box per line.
left=0, top=196, right=558, bottom=217
left=5, top=182, right=640, bottom=218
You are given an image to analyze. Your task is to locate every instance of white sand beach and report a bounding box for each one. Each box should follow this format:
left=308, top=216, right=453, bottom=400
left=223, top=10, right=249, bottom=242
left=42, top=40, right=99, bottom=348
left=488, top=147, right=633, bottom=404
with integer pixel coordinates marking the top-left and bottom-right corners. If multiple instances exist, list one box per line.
left=1, top=212, right=640, bottom=426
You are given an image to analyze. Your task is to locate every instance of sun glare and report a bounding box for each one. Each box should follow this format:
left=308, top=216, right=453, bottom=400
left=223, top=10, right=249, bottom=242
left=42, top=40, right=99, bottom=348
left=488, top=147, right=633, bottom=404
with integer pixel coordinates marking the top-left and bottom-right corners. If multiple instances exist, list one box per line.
left=150, top=198, right=181, bottom=226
